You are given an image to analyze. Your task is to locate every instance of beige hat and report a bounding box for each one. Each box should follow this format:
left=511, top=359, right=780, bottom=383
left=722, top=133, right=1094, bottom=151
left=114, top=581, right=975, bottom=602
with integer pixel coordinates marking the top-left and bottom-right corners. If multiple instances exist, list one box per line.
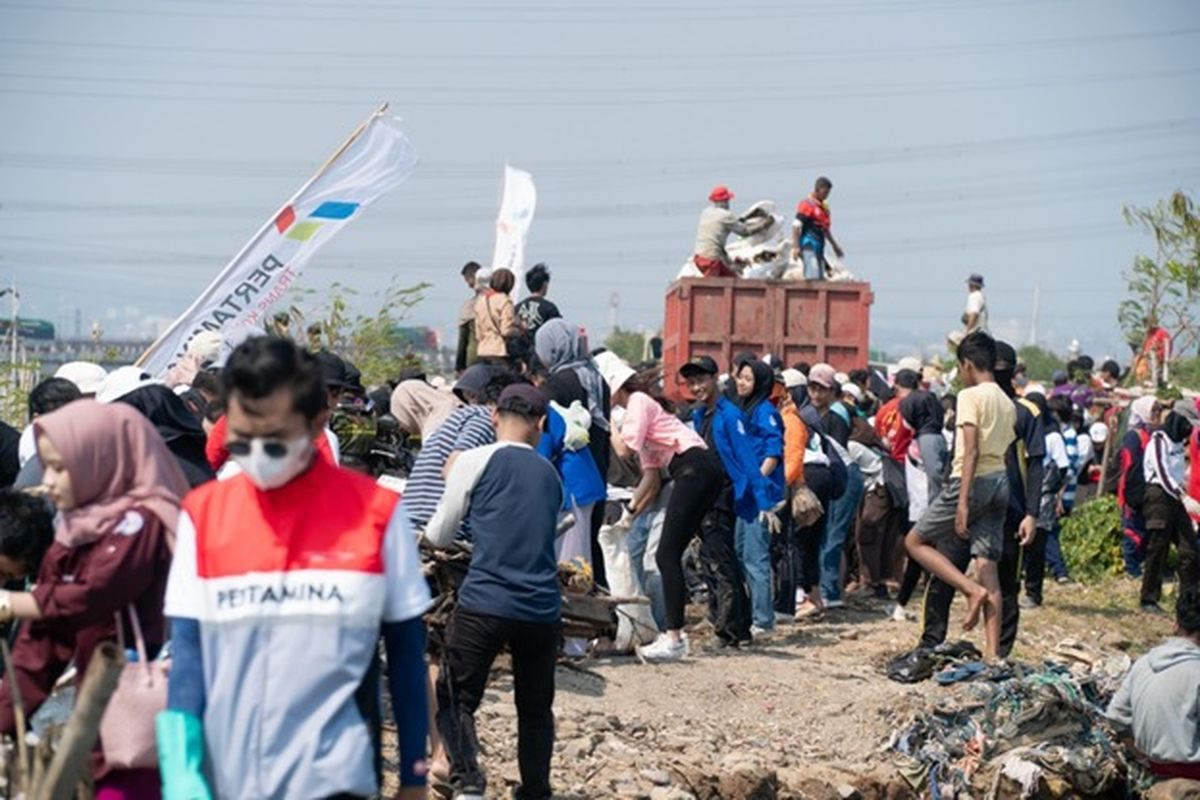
left=897, top=356, right=923, bottom=373
left=54, top=361, right=108, bottom=395
left=593, top=351, right=636, bottom=396
left=781, top=368, right=807, bottom=388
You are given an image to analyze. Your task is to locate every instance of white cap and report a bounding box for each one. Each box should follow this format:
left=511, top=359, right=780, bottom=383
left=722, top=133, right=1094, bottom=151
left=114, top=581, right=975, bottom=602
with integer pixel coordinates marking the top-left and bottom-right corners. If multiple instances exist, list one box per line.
left=842, top=383, right=863, bottom=402
left=96, top=365, right=158, bottom=404
left=781, top=368, right=807, bottom=388
left=54, top=361, right=108, bottom=396
left=1088, top=421, right=1109, bottom=444
left=897, top=356, right=923, bottom=373
left=834, top=371, right=850, bottom=386
left=593, top=351, right=636, bottom=397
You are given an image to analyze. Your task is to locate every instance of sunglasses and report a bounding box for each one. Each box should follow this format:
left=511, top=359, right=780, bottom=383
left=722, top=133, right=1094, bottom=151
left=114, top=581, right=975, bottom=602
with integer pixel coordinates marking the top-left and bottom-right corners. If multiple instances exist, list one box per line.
left=227, top=439, right=290, bottom=459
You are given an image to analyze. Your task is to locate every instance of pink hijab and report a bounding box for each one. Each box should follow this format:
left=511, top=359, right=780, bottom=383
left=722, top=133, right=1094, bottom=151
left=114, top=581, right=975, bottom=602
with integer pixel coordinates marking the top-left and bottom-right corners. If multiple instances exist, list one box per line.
left=34, top=400, right=189, bottom=548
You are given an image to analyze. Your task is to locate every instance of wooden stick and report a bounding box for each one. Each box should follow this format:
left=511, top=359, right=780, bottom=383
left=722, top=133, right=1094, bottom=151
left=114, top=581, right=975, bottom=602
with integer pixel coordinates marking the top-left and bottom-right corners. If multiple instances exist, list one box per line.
left=0, top=639, right=30, bottom=798
left=34, top=643, right=123, bottom=800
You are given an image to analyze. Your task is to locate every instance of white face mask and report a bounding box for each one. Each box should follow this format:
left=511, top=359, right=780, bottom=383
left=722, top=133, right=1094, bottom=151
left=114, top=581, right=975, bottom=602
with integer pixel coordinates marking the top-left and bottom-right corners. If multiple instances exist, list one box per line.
left=231, top=435, right=313, bottom=490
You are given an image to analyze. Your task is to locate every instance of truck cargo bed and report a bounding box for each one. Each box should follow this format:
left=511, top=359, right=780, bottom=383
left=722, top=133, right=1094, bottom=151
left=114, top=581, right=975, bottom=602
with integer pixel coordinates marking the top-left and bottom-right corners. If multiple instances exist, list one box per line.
left=662, top=277, right=873, bottom=398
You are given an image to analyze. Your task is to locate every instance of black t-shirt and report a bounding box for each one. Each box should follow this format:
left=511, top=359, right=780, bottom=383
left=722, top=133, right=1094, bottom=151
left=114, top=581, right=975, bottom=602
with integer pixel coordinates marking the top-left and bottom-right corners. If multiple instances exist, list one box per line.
left=899, top=390, right=944, bottom=437
left=821, top=409, right=851, bottom=448
left=1006, top=400, right=1046, bottom=519
left=516, top=297, right=561, bottom=339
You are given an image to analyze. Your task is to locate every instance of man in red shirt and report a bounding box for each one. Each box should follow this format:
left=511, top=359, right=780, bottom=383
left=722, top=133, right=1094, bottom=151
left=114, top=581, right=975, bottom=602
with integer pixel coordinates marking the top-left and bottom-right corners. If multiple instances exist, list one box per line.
left=792, top=176, right=844, bottom=280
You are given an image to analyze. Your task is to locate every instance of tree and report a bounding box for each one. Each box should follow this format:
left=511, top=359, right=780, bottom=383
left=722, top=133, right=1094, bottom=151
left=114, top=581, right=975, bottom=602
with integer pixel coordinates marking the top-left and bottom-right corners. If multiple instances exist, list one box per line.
left=604, top=327, right=646, bottom=365
left=1118, top=191, right=1200, bottom=357
left=1017, top=345, right=1064, bottom=382
left=304, top=279, right=432, bottom=387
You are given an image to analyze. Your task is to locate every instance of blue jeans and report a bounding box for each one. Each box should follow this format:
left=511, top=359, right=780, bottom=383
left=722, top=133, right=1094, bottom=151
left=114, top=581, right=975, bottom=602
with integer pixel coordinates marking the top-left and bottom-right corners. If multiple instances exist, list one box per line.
left=801, top=246, right=824, bottom=280
left=626, top=486, right=671, bottom=632
left=735, top=515, right=774, bottom=629
left=1044, top=524, right=1069, bottom=580
left=822, top=463, right=864, bottom=603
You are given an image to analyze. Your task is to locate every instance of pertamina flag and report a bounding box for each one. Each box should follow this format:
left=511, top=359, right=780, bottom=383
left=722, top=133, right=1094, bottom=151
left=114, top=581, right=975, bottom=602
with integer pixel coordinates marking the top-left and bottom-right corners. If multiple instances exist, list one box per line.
left=139, top=107, right=418, bottom=376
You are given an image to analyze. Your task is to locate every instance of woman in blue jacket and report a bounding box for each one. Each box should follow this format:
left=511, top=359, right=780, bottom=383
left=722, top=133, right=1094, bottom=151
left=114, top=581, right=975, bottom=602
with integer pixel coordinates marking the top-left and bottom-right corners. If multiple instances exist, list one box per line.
left=733, top=359, right=786, bottom=634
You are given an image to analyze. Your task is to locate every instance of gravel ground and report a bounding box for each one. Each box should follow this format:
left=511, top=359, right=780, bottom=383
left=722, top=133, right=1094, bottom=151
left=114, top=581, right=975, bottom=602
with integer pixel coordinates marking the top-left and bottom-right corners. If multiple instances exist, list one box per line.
left=384, top=577, right=1175, bottom=799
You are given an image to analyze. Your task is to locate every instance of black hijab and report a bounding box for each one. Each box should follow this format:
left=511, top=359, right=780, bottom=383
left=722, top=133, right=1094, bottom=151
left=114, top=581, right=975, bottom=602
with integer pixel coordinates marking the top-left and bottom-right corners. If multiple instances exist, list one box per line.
left=118, top=384, right=215, bottom=488
left=737, top=360, right=775, bottom=415
left=1163, top=411, right=1193, bottom=445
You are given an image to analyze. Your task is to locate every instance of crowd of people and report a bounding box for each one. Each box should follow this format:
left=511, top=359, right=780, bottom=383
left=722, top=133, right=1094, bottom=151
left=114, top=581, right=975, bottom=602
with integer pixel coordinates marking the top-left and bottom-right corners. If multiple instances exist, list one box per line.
left=0, top=255, right=1194, bottom=798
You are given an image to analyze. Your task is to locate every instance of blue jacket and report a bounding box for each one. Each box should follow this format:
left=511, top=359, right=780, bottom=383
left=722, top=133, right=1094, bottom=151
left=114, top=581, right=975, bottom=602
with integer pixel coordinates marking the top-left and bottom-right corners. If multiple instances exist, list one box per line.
left=691, top=397, right=772, bottom=521
left=538, top=407, right=607, bottom=510
left=743, top=400, right=786, bottom=507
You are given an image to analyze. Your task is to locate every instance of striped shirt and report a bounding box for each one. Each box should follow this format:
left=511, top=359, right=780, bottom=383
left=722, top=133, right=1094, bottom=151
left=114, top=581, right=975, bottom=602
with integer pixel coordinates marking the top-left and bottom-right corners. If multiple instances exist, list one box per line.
left=1144, top=430, right=1186, bottom=500
left=1063, top=426, right=1081, bottom=511
left=401, top=405, right=495, bottom=535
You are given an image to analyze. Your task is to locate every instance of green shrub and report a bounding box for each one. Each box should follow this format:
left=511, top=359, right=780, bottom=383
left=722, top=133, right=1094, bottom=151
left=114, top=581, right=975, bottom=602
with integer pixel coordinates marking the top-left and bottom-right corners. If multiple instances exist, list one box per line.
left=1059, top=495, right=1124, bottom=583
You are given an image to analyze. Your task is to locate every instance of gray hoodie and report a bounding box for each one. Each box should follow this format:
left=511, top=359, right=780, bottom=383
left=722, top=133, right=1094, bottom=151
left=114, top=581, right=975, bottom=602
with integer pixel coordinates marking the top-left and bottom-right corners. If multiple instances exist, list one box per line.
left=1106, top=637, right=1200, bottom=764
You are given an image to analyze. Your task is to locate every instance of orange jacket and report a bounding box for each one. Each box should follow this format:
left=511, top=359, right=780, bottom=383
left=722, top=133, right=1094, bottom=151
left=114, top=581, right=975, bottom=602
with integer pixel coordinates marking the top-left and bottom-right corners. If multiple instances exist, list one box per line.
left=781, top=404, right=809, bottom=487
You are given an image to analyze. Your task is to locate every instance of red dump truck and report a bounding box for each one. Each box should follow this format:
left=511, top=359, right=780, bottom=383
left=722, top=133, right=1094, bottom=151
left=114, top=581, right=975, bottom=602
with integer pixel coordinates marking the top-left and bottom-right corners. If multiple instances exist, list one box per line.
left=661, top=277, right=873, bottom=399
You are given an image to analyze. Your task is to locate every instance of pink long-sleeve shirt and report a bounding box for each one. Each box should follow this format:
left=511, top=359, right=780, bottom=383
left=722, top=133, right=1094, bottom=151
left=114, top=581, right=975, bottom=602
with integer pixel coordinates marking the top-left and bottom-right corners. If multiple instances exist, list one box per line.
left=619, top=392, right=706, bottom=469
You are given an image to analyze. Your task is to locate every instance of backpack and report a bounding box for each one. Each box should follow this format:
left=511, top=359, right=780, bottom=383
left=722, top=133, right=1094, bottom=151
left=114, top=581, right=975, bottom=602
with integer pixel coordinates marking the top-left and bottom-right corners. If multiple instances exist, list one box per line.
left=1118, top=428, right=1152, bottom=512
left=824, top=435, right=848, bottom=501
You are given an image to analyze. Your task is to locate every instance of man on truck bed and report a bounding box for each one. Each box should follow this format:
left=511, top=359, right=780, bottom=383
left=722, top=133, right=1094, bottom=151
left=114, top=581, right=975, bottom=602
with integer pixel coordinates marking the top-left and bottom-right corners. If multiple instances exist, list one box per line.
left=793, top=176, right=844, bottom=280
left=692, top=185, right=750, bottom=278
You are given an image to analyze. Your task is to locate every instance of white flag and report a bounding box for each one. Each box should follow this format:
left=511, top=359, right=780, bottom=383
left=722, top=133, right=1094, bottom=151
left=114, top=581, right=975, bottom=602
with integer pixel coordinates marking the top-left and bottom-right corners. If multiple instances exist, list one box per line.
left=139, top=109, right=418, bottom=376
left=490, top=165, right=537, bottom=295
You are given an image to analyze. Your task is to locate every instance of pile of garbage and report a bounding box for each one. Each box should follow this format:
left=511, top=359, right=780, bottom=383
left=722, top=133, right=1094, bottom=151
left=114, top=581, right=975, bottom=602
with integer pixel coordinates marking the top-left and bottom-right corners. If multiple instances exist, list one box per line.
left=677, top=200, right=857, bottom=282
left=888, top=642, right=1152, bottom=799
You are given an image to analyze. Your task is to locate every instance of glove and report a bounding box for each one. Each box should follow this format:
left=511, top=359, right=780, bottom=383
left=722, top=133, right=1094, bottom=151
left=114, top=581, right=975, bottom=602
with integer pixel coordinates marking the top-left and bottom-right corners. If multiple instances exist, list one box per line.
left=551, top=400, right=592, bottom=451
left=157, top=710, right=213, bottom=800
left=760, top=511, right=783, bottom=535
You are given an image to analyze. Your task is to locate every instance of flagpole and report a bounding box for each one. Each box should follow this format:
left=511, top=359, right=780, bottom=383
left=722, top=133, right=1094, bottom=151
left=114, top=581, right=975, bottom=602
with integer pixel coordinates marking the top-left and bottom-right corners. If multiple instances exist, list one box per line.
left=135, top=103, right=390, bottom=367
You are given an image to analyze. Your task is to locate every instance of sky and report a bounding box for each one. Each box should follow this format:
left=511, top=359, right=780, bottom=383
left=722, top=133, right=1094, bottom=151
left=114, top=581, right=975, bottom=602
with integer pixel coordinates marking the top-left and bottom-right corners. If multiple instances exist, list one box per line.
left=1, top=0, right=1198, bottom=363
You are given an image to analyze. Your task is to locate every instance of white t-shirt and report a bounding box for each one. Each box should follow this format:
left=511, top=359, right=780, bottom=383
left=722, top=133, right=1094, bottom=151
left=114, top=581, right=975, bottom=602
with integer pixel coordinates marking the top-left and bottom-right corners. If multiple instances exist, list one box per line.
left=965, top=289, right=989, bottom=332
left=1044, top=430, right=1070, bottom=470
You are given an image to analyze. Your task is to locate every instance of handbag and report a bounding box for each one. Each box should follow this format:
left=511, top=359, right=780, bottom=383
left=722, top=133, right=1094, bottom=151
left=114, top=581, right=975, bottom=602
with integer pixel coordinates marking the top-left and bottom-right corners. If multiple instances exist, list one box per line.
left=99, top=605, right=169, bottom=769
left=789, top=484, right=824, bottom=528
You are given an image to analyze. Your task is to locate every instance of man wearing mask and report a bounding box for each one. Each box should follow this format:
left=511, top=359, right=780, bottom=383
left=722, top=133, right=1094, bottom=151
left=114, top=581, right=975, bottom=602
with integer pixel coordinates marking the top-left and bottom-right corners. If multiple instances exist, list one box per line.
left=158, top=337, right=431, bottom=800
left=916, top=339, right=1045, bottom=657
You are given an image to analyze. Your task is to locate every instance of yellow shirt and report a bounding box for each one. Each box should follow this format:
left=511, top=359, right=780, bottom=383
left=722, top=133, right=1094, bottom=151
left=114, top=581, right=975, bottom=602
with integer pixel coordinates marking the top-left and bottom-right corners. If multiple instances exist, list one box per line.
left=951, top=382, right=1015, bottom=479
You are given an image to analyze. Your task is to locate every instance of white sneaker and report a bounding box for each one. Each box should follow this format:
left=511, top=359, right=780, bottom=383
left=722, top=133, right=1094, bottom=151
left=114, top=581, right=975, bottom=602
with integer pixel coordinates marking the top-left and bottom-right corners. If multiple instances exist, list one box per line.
left=889, top=603, right=908, bottom=622
left=774, top=612, right=796, bottom=626
left=824, top=598, right=846, bottom=610
left=637, top=634, right=688, bottom=663
left=750, top=624, right=773, bottom=638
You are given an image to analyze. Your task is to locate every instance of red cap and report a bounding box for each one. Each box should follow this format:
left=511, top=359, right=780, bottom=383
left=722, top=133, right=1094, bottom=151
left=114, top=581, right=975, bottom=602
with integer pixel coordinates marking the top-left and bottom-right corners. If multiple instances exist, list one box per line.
left=708, top=185, right=734, bottom=203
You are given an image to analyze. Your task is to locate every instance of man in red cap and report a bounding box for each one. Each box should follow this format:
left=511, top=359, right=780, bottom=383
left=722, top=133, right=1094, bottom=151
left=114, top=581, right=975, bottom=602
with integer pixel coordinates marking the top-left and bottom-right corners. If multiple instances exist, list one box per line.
left=692, top=185, right=750, bottom=278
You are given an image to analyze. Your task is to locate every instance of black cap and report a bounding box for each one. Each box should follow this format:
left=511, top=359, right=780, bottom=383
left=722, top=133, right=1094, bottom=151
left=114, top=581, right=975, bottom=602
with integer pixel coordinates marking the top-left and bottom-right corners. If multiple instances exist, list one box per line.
left=313, top=350, right=362, bottom=391
left=453, top=363, right=497, bottom=403
left=497, top=384, right=548, bottom=417
left=967, top=273, right=985, bottom=287
left=679, top=355, right=719, bottom=378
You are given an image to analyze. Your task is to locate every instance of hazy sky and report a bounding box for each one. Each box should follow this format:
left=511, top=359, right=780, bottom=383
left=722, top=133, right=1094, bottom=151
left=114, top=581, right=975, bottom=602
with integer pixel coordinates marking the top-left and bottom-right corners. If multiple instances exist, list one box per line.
left=2, top=0, right=1198, bottom=362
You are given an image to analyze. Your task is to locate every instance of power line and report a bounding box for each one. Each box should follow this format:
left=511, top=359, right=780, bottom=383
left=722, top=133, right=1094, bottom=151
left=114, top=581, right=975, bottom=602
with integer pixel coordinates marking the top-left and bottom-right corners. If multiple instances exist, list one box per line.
left=2, top=117, right=1197, bottom=178
left=0, top=0, right=1072, bottom=26
left=1, top=26, right=1192, bottom=68
left=1, top=65, right=1195, bottom=107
